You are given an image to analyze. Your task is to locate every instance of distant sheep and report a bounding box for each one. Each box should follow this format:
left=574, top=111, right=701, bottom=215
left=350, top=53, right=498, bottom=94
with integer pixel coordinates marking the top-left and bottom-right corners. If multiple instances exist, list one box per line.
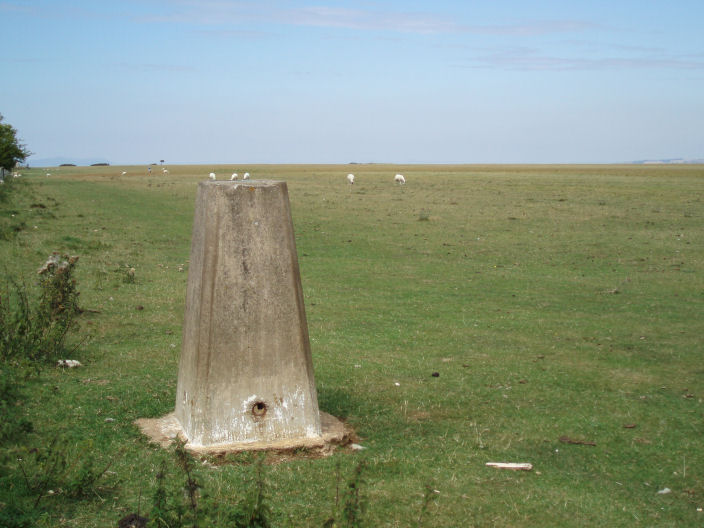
left=163, top=168, right=169, bottom=174
left=230, top=173, right=238, bottom=181
left=242, top=172, right=250, bottom=180
left=121, top=171, right=127, bottom=176
left=347, top=173, right=355, bottom=184
left=394, top=174, right=406, bottom=184
left=209, top=172, right=216, bottom=180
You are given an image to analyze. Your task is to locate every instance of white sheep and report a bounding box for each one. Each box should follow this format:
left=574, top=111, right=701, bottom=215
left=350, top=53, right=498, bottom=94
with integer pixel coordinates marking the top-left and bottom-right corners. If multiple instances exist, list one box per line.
left=347, top=173, right=355, bottom=185
left=163, top=168, right=169, bottom=174
left=230, top=173, right=239, bottom=181
left=46, top=173, right=51, bottom=177
left=242, top=172, right=250, bottom=180
left=394, top=174, right=406, bottom=185
left=121, top=171, right=127, bottom=176
left=209, top=172, right=216, bottom=180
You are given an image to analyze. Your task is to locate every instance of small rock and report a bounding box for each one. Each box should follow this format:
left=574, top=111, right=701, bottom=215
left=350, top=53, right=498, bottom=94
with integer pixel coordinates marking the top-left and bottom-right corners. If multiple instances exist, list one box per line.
left=350, top=443, right=366, bottom=451
left=104, top=417, right=116, bottom=423
left=394, top=382, right=400, bottom=386
left=431, top=372, right=440, bottom=377
left=657, top=487, right=671, bottom=495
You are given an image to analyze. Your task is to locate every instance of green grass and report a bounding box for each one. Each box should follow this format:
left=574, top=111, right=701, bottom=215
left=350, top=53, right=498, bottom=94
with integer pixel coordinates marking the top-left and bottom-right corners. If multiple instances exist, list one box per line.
left=1, top=163, right=703, bottom=526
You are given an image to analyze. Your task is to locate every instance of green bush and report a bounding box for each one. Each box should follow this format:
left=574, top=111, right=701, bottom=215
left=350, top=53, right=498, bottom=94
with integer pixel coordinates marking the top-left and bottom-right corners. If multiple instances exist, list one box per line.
left=0, top=254, right=81, bottom=447
left=0, top=254, right=80, bottom=369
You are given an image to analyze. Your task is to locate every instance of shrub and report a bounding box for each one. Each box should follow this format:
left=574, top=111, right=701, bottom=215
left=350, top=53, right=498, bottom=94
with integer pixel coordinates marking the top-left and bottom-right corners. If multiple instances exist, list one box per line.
left=0, top=254, right=81, bottom=447
left=36, top=253, right=81, bottom=321
left=0, top=254, right=80, bottom=368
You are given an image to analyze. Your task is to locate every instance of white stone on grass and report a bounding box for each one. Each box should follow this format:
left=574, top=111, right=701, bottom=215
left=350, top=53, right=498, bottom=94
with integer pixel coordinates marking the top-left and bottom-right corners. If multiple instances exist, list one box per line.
left=57, top=359, right=82, bottom=368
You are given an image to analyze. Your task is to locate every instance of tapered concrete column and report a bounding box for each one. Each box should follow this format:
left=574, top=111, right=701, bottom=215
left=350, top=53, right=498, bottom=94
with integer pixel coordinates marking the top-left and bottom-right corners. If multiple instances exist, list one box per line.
left=174, top=180, right=321, bottom=448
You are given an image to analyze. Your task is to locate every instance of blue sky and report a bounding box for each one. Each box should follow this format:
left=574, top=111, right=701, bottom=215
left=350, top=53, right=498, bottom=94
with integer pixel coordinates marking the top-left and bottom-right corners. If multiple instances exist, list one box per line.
left=2, top=1, right=703, bottom=164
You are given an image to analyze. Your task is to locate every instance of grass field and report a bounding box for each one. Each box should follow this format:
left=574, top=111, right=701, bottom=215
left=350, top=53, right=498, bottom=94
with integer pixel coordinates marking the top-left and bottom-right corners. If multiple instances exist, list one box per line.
left=1, top=163, right=703, bottom=526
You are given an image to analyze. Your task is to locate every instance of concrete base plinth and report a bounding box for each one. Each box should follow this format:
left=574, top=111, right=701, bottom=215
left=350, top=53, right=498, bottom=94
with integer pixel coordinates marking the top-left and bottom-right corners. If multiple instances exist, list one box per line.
left=135, top=412, right=348, bottom=454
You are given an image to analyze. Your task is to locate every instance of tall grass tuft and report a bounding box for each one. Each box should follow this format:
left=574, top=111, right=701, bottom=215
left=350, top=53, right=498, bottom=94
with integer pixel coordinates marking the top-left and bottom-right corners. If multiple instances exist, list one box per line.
left=325, top=460, right=368, bottom=528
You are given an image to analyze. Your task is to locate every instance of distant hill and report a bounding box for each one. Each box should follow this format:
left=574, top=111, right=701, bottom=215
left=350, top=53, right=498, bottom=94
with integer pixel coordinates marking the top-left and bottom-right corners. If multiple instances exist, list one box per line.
left=632, top=158, right=704, bottom=165
left=29, top=156, right=110, bottom=167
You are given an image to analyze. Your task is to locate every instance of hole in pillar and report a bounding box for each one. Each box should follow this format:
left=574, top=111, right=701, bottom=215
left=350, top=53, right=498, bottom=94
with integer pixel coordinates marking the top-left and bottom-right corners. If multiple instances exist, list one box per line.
left=251, top=401, right=267, bottom=419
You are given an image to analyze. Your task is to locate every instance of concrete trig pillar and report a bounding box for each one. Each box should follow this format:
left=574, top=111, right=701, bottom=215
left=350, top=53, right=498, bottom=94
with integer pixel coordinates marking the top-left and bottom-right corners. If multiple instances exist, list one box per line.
left=176, top=180, right=322, bottom=448
left=137, top=180, right=344, bottom=452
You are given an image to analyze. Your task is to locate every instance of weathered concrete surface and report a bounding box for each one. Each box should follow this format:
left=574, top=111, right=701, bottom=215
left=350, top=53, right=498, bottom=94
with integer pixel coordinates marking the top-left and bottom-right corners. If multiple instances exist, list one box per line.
left=172, top=180, right=324, bottom=448
left=135, top=411, right=348, bottom=454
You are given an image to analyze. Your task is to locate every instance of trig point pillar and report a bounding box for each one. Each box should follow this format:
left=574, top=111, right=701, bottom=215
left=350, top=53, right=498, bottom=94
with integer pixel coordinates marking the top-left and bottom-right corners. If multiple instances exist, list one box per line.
left=172, top=180, right=325, bottom=450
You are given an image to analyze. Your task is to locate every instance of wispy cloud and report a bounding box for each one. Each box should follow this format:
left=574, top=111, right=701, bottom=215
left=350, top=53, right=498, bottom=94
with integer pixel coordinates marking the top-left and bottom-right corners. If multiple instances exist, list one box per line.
left=3, top=0, right=603, bottom=38
left=136, top=2, right=459, bottom=34
left=0, top=57, right=53, bottom=64
left=0, top=1, right=37, bottom=14
left=457, top=48, right=704, bottom=71
left=460, top=20, right=602, bottom=36
left=278, top=6, right=464, bottom=34
left=117, top=62, right=197, bottom=73
left=137, top=1, right=601, bottom=36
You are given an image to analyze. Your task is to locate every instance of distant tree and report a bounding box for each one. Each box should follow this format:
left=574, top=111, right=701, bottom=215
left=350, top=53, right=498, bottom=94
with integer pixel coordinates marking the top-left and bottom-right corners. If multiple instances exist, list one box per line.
left=0, top=114, right=31, bottom=170
left=160, top=159, right=164, bottom=165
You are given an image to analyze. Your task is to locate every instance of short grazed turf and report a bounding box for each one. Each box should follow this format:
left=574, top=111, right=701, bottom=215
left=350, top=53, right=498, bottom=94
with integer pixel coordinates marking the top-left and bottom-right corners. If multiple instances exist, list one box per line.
left=1, top=163, right=703, bottom=526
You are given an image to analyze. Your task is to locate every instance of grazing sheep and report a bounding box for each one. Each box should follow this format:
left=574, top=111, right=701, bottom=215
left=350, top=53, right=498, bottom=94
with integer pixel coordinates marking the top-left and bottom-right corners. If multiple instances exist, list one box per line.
left=46, top=173, right=51, bottom=177
left=230, top=173, right=239, bottom=181
left=347, top=173, right=355, bottom=185
left=394, top=174, right=406, bottom=185
left=242, top=172, right=250, bottom=180
left=209, top=172, right=216, bottom=180
left=163, top=168, right=169, bottom=174
left=121, top=171, right=127, bottom=176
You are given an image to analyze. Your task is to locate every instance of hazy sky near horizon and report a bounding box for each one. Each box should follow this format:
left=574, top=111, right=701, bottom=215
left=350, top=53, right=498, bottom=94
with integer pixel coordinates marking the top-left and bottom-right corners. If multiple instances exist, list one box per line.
left=3, top=0, right=703, bottom=165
